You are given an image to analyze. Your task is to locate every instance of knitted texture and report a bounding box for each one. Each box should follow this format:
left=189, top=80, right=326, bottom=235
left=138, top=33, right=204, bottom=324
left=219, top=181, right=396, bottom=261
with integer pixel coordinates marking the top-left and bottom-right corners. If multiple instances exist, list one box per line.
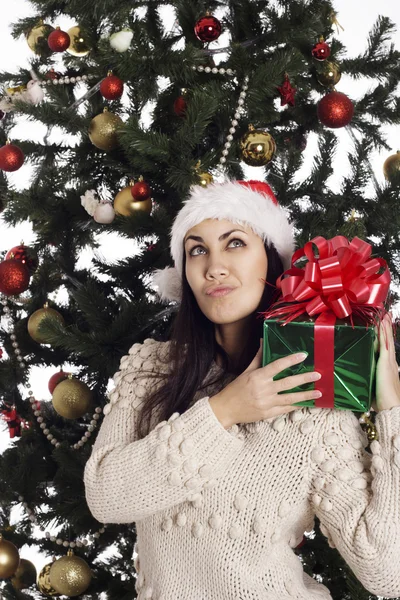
left=84, top=339, right=400, bottom=600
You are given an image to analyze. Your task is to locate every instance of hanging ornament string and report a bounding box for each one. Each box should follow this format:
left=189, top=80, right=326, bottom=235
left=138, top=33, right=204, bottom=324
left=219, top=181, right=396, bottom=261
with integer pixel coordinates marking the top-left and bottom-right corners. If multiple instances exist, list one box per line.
left=14, top=494, right=105, bottom=549
left=0, top=295, right=103, bottom=451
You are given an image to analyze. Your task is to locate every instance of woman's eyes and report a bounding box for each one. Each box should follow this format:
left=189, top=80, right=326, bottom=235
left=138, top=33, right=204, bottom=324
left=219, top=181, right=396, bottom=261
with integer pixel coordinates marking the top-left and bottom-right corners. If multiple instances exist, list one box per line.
left=189, top=238, right=246, bottom=256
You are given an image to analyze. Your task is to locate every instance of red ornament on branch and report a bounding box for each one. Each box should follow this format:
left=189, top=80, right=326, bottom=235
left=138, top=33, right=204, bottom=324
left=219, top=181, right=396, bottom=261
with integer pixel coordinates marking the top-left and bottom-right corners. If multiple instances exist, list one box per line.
left=48, top=370, right=71, bottom=394
left=45, top=68, right=61, bottom=80
left=0, top=141, right=24, bottom=172
left=277, top=73, right=296, bottom=107
left=317, top=91, right=354, bottom=128
left=173, top=95, right=187, bottom=116
left=312, top=37, right=331, bottom=61
left=47, top=27, right=71, bottom=52
left=194, top=14, right=222, bottom=42
left=6, top=245, right=38, bottom=274
left=0, top=259, right=30, bottom=295
left=100, top=73, right=124, bottom=100
left=0, top=406, right=29, bottom=438
left=131, top=178, right=151, bottom=201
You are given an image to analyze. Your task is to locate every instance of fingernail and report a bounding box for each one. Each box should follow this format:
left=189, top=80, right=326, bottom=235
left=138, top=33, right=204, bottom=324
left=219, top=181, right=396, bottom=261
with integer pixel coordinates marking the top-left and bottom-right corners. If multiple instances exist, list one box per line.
left=295, top=352, right=308, bottom=361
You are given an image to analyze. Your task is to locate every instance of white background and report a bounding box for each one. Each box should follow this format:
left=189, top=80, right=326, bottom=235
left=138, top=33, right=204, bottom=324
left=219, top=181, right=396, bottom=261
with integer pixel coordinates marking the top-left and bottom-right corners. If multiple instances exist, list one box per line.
left=0, top=0, right=399, bottom=581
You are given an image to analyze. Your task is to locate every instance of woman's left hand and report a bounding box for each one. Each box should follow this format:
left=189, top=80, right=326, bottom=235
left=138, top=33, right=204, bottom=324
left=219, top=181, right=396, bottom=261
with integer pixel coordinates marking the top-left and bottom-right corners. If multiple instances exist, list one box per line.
left=373, top=314, right=400, bottom=412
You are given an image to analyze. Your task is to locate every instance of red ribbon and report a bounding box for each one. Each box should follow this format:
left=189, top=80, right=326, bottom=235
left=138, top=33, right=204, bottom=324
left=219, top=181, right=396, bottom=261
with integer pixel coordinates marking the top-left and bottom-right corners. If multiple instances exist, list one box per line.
left=261, top=235, right=391, bottom=408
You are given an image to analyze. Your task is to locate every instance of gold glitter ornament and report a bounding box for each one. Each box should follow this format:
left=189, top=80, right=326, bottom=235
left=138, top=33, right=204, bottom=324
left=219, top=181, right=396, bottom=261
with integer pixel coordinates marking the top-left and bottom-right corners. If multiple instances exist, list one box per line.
left=26, top=21, right=54, bottom=55
left=49, top=549, right=92, bottom=597
left=66, top=26, right=91, bottom=57
left=52, top=375, right=93, bottom=419
left=316, top=62, right=342, bottom=87
left=240, top=124, right=276, bottom=167
left=11, top=558, right=37, bottom=590
left=360, top=413, right=378, bottom=443
left=27, top=303, right=65, bottom=344
left=383, top=151, right=400, bottom=183
left=88, top=108, right=123, bottom=151
left=114, top=184, right=152, bottom=217
left=0, top=533, right=20, bottom=579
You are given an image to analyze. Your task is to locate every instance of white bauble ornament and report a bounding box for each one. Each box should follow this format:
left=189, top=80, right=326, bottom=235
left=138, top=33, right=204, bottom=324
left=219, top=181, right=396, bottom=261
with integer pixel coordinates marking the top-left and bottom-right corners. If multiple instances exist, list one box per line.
left=109, top=29, right=133, bottom=52
left=25, top=80, right=44, bottom=105
left=81, top=190, right=99, bottom=216
left=93, top=202, right=115, bottom=224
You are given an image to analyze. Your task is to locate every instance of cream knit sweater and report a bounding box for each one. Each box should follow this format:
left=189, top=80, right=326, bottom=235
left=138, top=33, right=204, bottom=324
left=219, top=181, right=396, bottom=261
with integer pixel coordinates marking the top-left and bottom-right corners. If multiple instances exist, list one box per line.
left=84, top=338, right=400, bottom=600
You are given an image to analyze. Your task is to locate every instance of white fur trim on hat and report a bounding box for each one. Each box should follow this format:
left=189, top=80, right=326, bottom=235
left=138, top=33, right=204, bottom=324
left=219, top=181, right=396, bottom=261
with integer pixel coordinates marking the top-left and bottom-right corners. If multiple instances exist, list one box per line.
left=151, top=267, right=182, bottom=303
left=151, top=179, right=295, bottom=303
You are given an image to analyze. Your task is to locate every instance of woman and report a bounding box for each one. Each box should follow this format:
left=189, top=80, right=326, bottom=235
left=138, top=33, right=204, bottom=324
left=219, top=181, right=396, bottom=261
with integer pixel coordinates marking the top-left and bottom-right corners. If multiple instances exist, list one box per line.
left=84, top=179, right=400, bottom=600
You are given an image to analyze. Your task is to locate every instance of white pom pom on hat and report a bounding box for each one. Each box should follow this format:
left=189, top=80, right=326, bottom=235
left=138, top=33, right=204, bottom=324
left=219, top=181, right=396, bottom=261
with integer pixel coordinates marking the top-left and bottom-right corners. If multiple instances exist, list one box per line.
left=150, top=178, right=295, bottom=303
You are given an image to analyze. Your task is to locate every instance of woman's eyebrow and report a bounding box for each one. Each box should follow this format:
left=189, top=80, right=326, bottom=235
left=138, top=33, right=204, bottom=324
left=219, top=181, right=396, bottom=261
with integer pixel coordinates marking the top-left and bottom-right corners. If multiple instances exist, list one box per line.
left=184, top=229, right=247, bottom=245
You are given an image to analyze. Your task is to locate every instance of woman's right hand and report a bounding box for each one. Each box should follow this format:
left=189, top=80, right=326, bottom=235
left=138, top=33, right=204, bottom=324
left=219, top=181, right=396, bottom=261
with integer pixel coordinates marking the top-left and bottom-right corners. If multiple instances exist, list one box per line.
left=210, top=339, right=322, bottom=427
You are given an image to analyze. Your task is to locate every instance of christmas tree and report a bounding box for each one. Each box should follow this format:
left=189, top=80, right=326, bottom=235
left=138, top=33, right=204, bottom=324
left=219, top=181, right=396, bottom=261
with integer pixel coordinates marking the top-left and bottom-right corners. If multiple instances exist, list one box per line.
left=1, top=0, right=400, bottom=598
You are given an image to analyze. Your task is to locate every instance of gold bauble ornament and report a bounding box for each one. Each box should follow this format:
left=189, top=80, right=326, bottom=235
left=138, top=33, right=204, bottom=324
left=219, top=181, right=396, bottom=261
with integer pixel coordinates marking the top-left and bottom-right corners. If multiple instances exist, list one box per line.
left=66, top=26, right=91, bottom=57
left=317, top=61, right=342, bottom=87
left=26, top=22, right=54, bottom=55
left=88, top=108, right=123, bottom=151
left=114, top=184, right=152, bottom=217
left=37, top=560, right=59, bottom=596
left=27, top=303, right=65, bottom=344
left=49, top=549, right=92, bottom=597
left=383, top=151, right=400, bottom=183
left=52, top=375, right=92, bottom=419
left=197, top=171, right=213, bottom=187
left=0, top=533, right=20, bottom=579
left=11, top=558, right=37, bottom=590
left=239, top=124, right=276, bottom=167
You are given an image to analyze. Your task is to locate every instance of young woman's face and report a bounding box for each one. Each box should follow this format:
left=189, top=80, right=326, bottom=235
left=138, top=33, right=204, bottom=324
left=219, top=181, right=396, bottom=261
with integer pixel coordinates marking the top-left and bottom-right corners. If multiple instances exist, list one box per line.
left=184, top=218, right=268, bottom=325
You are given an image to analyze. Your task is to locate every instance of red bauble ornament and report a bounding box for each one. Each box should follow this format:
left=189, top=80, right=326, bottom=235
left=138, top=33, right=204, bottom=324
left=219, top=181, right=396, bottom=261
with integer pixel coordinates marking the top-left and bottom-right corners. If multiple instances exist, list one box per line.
left=277, top=74, right=296, bottom=107
left=48, top=370, right=70, bottom=394
left=0, top=143, right=24, bottom=172
left=0, top=259, right=30, bottom=295
left=6, top=245, right=38, bottom=273
left=47, top=28, right=71, bottom=52
left=194, top=15, right=222, bottom=42
left=131, top=180, right=151, bottom=201
left=173, top=96, right=187, bottom=116
left=317, top=91, right=354, bottom=128
left=45, top=68, right=61, bottom=80
left=312, top=40, right=331, bottom=61
left=100, top=74, right=124, bottom=100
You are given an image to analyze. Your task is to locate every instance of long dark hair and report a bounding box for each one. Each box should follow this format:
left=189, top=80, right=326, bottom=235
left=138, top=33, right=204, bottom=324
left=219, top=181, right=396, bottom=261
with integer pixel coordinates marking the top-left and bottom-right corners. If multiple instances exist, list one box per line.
left=136, top=242, right=284, bottom=440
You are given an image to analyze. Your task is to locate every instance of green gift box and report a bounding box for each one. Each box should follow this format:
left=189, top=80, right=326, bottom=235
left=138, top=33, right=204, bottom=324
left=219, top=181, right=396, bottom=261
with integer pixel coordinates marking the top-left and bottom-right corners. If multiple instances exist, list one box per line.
left=262, top=316, right=379, bottom=412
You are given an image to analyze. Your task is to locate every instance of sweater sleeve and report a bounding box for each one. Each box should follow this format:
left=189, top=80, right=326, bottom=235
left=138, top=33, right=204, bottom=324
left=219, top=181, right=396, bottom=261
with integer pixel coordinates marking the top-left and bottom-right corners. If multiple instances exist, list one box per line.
left=308, top=405, right=400, bottom=598
left=83, top=338, right=244, bottom=525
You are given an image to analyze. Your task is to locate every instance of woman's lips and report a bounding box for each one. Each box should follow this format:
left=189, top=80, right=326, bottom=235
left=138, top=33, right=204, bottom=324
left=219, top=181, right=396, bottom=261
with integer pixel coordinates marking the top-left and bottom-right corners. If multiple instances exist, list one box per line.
left=207, top=288, right=236, bottom=297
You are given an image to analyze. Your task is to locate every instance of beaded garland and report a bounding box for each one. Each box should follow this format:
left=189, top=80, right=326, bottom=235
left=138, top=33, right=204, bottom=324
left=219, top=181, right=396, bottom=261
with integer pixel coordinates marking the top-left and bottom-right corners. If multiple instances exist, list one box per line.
left=0, top=295, right=103, bottom=450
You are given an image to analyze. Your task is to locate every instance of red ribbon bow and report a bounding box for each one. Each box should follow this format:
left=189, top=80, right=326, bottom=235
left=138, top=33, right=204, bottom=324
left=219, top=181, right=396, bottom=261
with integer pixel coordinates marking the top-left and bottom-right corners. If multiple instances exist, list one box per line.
left=264, top=235, right=390, bottom=325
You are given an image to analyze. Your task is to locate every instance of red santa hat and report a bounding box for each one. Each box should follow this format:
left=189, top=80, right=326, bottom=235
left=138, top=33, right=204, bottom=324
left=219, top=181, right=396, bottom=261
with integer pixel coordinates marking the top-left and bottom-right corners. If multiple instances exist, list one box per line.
left=151, top=179, right=295, bottom=303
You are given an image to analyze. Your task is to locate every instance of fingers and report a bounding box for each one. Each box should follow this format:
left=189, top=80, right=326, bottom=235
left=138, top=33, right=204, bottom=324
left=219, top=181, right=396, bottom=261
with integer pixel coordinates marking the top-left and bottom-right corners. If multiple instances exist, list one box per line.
left=265, top=352, right=308, bottom=378
left=273, top=370, right=321, bottom=393
left=278, top=389, right=323, bottom=405
left=379, top=314, right=396, bottom=361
